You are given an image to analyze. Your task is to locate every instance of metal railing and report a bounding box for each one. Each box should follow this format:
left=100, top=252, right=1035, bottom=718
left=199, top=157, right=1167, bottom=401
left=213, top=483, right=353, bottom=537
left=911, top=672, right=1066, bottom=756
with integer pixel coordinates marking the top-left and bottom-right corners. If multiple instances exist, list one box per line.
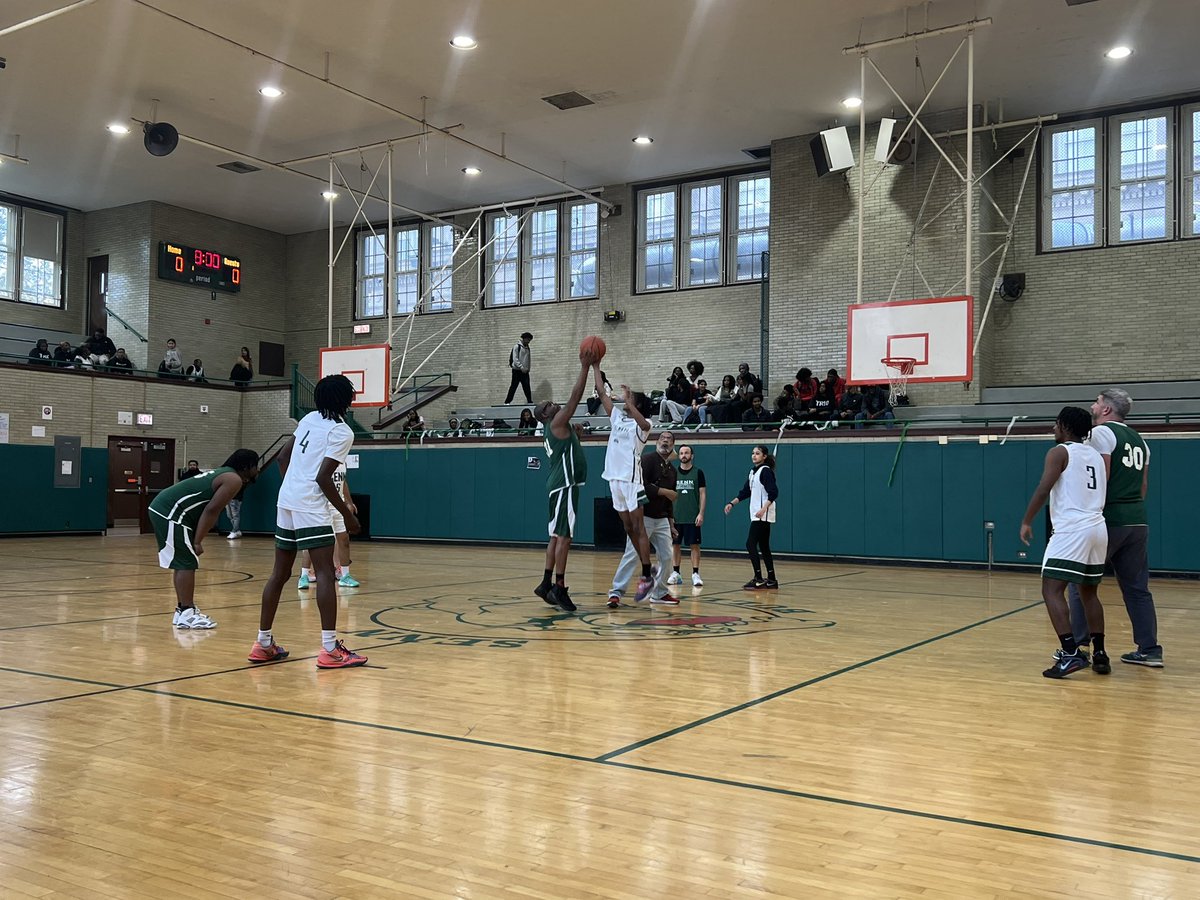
left=290, top=365, right=371, bottom=437
left=104, top=308, right=149, bottom=344
left=0, top=350, right=290, bottom=387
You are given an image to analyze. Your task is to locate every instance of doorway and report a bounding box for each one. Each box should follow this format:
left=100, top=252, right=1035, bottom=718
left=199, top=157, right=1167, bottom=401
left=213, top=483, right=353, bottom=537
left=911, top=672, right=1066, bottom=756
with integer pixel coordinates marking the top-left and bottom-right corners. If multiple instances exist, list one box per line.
left=88, top=255, right=109, bottom=337
left=106, top=436, right=176, bottom=531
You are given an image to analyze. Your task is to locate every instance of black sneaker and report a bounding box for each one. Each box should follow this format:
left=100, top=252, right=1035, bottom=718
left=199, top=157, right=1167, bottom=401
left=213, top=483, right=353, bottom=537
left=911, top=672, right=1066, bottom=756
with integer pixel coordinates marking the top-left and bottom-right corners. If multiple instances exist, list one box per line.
left=1092, top=650, right=1112, bottom=675
left=549, top=584, right=576, bottom=612
left=1043, top=651, right=1090, bottom=679
left=1052, top=647, right=1090, bottom=665
left=761, top=578, right=779, bottom=590
left=743, top=579, right=765, bottom=590
left=606, top=595, right=621, bottom=609
left=1120, top=649, right=1164, bottom=668
left=534, top=581, right=557, bottom=607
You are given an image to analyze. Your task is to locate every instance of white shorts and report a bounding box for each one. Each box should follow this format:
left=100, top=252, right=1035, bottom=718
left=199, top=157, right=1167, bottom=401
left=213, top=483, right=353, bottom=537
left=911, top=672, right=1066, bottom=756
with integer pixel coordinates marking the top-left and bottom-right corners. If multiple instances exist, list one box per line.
left=329, top=507, right=347, bottom=535
left=1042, top=521, right=1107, bottom=585
left=276, top=507, right=335, bottom=551
left=609, top=480, right=648, bottom=513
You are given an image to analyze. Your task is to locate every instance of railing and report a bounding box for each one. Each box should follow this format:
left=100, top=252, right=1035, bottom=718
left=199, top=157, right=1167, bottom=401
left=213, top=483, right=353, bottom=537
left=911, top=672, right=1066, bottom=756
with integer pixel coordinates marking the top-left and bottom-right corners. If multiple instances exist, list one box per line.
left=0, top=350, right=291, bottom=387
left=290, top=364, right=371, bottom=437
left=375, top=372, right=455, bottom=427
left=104, top=307, right=149, bottom=344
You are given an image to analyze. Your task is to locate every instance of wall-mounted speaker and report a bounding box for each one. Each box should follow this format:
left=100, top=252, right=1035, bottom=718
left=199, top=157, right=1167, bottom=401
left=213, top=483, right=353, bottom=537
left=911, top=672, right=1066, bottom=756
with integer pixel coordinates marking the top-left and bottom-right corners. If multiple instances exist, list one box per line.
left=143, top=121, right=179, bottom=157
left=810, top=126, right=854, bottom=177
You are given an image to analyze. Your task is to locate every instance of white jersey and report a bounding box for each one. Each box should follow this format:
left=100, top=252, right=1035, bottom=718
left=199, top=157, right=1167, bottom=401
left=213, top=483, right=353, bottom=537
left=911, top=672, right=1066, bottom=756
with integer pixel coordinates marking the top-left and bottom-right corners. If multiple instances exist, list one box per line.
left=1049, top=441, right=1106, bottom=533
left=328, top=463, right=348, bottom=509
left=602, top=406, right=649, bottom=484
left=277, top=411, right=355, bottom=513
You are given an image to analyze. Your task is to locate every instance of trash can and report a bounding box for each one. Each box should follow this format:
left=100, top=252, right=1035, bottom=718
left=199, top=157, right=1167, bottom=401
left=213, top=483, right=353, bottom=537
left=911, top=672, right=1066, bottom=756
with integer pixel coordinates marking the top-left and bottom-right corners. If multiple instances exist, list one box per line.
left=350, top=493, right=371, bottom=539
left=593, top=496, right=625, bottom=550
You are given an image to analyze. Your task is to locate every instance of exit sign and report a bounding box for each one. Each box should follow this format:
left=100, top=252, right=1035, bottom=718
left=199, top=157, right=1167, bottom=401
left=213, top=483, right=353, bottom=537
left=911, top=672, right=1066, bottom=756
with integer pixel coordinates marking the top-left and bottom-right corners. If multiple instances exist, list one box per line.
left=353, top=323, right=371, bottom=335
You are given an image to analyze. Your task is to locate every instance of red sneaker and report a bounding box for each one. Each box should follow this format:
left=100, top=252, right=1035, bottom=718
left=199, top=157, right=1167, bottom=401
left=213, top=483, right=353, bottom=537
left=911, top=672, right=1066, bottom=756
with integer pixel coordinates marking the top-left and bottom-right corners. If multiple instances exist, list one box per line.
left=317, top=640, right=368, bottom=669
left=247, top=641, right=289, bottom=663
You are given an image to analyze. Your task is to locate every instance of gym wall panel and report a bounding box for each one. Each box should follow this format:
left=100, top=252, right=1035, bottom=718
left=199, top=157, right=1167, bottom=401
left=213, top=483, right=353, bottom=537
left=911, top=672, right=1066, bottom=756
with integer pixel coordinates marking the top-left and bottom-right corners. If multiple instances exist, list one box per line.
left=899, top=442, right=943, bottom=561
left=826, top=442, right=866, bottom=556
left=941, top=444, right=986, bottom=562
left=0, top=445, right=107, bottom=534
left=790, top=443, right=828, bottom=556
left=862, top=443, right=906, bottom=559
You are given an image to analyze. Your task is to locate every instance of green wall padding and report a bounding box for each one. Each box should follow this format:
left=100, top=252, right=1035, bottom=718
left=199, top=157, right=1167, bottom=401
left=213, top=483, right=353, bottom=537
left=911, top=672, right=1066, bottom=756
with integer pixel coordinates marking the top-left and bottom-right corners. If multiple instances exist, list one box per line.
left=0, top=445, right=108, bottom=533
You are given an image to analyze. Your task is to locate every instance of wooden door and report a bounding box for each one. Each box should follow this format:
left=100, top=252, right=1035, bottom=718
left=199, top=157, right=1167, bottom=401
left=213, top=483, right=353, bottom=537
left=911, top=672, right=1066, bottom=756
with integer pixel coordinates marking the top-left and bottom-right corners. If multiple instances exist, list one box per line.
left=108, top=438, right=143, bottom=527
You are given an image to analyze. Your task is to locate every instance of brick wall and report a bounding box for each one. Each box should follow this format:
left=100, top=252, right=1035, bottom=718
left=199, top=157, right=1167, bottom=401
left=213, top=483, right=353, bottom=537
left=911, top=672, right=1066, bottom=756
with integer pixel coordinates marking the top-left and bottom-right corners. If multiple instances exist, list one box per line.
left=83, top=202, right=152, bottom=366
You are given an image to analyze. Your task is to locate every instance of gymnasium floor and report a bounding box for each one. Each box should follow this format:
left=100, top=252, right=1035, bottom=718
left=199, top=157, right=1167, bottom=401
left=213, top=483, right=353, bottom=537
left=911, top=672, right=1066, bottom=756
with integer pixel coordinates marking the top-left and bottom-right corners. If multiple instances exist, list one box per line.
left=0, top=535, right=1197, bottom=898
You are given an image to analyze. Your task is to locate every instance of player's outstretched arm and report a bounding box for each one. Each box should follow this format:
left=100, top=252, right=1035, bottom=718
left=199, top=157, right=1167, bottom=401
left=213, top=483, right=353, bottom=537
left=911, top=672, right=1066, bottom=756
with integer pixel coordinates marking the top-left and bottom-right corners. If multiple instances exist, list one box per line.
left=595, top=363, right=615, bottom=417
left=1019, top=445, right=1067, bottom=544
left=553, top=354, right=596, bottom=436
left=622, top=384, right=652, bottom=432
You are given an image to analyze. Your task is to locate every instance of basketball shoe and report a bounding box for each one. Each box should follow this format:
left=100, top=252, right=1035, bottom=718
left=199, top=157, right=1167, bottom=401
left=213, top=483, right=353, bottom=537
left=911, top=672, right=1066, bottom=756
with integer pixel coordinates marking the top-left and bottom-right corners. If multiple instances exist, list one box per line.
left=1043, top=650, right=1089, bottom=679
left=606, top=594, right=621, bottom=609
left=649, top=594, right=679, bottom=605
left=297, top=572, right=311, bottom=590
left=548, top=584, right=576, bottom=612
left=666, top=571, right=683, bottom=585
left=1121, top=649, right=1164, bottom=667
left=317, top=641, right=368, bottom=669
left=634, top=576, right=653, bottom=601
left=691, top=572, right=703, bottom=587
left=247, top=641, right=289, bottom=663
left=337, top=574, right=360, bottom=588
left=173, top=606, right=216, bottom=629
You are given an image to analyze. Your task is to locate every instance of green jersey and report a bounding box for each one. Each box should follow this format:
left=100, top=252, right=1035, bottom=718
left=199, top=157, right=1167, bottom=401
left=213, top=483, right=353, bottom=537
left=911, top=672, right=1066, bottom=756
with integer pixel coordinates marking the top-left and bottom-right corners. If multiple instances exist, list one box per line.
left=149, top=468, right=234, bottom=529
left=673, top=464, right=706, bottom=523
left=544, top=428, right=587, bottom=492
left=1090, top=421, right=1150, bottom=526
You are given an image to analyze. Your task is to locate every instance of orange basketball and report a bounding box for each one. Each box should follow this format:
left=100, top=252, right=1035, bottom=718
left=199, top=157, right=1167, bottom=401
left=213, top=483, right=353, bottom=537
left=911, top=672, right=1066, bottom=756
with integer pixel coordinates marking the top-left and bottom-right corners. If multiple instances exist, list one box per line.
left=580, top=335, right=607, bottom=361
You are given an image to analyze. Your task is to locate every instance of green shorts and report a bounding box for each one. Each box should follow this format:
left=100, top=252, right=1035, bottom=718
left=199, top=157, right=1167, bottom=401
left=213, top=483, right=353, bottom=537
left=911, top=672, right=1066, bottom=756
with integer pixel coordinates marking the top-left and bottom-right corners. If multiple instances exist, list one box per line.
left=275, top=508, right=336, bottom=551
left=548, top=486, right=579, bottom=539
left=152, top=513, right=199, bottom=571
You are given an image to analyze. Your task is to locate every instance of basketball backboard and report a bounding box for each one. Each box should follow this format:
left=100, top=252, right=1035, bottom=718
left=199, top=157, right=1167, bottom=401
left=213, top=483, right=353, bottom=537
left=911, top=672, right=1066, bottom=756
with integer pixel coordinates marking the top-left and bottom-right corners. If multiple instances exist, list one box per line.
left=318, top=344, right=390, bottom=407
left=846, top=296, right=973, bottom=385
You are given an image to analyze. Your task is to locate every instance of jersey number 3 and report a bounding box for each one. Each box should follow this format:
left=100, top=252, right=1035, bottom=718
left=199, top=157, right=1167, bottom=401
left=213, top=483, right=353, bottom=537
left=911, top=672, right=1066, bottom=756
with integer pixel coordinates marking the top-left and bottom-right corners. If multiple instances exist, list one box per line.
left=299, top=431, right=311, bottom=453
left=1121, top=443, right=1145, bottom=470
left=1086, top=465, right=1097, bottom=490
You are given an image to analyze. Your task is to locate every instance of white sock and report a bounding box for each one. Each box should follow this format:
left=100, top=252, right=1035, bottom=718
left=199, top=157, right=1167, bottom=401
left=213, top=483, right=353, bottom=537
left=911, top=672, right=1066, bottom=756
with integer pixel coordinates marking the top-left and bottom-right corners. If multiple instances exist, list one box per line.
left=257, top=630, right=273, bottom=648
left=321, top=630, right=337, bottom=652
left=339, top=567, right=351, bottom=578
left=302, top=568, right=313, bottom=578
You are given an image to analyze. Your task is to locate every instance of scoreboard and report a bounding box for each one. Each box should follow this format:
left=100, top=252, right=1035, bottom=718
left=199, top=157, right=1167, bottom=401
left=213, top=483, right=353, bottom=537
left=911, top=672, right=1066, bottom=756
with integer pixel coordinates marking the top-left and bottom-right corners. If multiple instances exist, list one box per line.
left=158, top=242, right=241, bottom=293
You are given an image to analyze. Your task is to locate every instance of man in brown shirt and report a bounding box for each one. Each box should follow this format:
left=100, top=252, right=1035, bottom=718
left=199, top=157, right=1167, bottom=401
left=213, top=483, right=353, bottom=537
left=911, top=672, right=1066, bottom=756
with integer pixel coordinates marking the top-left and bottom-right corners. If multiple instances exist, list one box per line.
left=606, top=431, right=679, bottom=607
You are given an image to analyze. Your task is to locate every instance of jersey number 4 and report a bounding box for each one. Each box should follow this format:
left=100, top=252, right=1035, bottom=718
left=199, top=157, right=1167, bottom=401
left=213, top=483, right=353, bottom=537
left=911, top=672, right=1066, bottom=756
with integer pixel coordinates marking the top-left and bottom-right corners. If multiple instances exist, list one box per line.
left=299, top=431, right=311, bottom=453
left=1121, top=443, right=1145, bottom=470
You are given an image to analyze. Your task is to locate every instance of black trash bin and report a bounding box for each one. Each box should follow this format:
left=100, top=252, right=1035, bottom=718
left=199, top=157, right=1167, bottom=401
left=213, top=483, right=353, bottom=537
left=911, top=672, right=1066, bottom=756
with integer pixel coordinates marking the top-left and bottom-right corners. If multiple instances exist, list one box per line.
left=350, top=493, right=371, bottom=539
left=593, top=496, right=625, bottom=550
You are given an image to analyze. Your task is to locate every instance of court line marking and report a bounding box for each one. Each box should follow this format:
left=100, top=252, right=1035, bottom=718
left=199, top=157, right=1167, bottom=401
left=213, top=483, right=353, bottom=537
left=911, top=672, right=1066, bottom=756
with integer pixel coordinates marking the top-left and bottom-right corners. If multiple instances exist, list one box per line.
left=595, top=599, right=1044, bottom=761
left=119, top=684, right=1200, bottom=867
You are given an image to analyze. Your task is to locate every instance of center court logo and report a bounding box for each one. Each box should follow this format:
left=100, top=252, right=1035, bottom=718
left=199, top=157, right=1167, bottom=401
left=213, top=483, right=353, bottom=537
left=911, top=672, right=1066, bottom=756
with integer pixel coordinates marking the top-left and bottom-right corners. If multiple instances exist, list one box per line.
left=351, top=595, right=835, bottom=649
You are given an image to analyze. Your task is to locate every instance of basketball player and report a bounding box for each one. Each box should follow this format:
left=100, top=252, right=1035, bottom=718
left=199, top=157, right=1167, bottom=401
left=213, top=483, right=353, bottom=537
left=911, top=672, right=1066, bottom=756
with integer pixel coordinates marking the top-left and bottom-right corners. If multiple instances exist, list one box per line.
left=532, top=346, right=599, bottom=612
left=296, top=461, right=359, bottom=589
left=1020, top=406, right=1108, bottom=679
left=149, top=449, right=260, bottom=629
left=669, top=444, right=706, bottom=587
left=594, top=364, right=656, bottom=601
left=251, top=374, right=367, bottom=668
left=1067, top=388, right=1162, bottom=667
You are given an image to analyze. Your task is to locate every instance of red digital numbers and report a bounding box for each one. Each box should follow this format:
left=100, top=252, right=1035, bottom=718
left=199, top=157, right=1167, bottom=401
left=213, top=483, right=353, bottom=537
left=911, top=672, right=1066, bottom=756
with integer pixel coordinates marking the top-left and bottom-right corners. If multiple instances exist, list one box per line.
left=231, top=268, right=240, bottom=285
left=175, top=256, right=184, bottom=273
left=192, top=249, right=222, bottom=269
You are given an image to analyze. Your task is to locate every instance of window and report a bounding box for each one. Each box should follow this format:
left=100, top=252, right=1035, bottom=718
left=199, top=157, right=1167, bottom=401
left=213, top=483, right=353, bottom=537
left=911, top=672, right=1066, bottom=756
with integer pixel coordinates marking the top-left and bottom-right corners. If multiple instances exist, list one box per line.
left=1184, top=103, right=1200, bottom=238
left=0, top=201, right=65, bottom=307
left=636, top=170, right=769, bottom=292
left=1109, top=108, right=1173, bottom=244
left=483, top=200, right=600, bottom=307
left=1042, top=120, right=1103, bottom=250
left=356, top=222, right=460, bottom=318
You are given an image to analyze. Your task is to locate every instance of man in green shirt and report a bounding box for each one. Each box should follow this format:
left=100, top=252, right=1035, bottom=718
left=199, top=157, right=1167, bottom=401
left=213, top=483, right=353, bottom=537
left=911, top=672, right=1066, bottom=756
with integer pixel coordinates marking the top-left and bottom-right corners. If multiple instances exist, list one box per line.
left=149, top=449, right=260, bottom=629
left=531, top=346, right=600, bottom=612
left=668, top=444, right=706, bottom=587
left=1067, top=388, right=1162, bottom=667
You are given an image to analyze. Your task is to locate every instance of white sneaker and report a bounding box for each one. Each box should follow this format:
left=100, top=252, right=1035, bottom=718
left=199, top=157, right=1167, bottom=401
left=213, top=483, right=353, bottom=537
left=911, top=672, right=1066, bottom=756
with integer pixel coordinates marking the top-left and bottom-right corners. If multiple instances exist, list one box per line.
left=173, top=606, right=217, bottom=629
left=691, top=572, right=704, bottom=587
left=226, top=531, right=243, bottom=540
left=666, top=571, right=683, bottom=585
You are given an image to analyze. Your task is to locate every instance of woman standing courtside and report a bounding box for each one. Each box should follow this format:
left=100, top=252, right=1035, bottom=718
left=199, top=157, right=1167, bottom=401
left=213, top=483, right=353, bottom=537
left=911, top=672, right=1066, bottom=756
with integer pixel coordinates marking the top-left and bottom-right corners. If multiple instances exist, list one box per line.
left=724, top=444, right=779, bottom=589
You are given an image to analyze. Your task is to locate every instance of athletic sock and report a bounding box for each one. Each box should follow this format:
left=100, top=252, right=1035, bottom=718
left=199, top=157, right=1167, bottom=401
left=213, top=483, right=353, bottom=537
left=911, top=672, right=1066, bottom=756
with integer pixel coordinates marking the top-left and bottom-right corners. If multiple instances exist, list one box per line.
left=766, top=570, right=776, bottom=581
left=340, top=567, right=351, bottom=578
left=541, top=568, right=552, bottom=587
left=321, top=630, right=337, bottom=652
left=1092, top=633, right=1105, bottom=654
left=555, top=572, right=565, bottom=587
left=1058, top=634, right=1079, bottom=655
left=302, top=568, right=313, bottom=579
left=641, top=564, right=651, bottom=579
left=692, top=568, right=700, bottom=575
left=257, top=630, right=273, bottom=648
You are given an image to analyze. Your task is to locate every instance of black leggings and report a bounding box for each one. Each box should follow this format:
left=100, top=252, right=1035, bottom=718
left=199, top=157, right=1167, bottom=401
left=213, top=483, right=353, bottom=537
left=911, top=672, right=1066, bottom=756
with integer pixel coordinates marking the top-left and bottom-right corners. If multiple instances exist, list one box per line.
left=747, top=521, right=774, bottom=578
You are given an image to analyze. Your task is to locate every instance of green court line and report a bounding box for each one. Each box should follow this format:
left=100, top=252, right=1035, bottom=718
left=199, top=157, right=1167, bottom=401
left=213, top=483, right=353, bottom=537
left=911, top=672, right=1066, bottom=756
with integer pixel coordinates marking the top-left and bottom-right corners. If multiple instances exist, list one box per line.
left=124, top=683, right=1200, bottom=867
left=595, top=600, right=1044, bottom=761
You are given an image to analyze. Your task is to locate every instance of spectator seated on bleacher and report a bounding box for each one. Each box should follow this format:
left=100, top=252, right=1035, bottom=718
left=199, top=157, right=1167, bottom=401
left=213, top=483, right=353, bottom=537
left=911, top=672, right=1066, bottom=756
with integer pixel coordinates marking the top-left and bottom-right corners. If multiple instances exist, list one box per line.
left=856, top=384, right=895, bottom=428
left=53, top=341, right=74, bottom=366
left=28, top=339, right=54, bottom=365
left=686, top=359, right=705, bottom=389
left=403, top=410, right=426, bottom=433
left=658, top=366, right=693, bottom=424
left=689, top=378, right=714, bottom=424
left=108, top=348, right=134, bottom=374
left=823, top=368, right=846, bottom=405
left=89, top=329, right=117, bottom=359
left=705, top=375, right=737, bottom=424
left=811, top=382, right=835, bottom=423
left=517, top=409, right=537, bottom=435
left=186, top=359, right=208, bottom=383
left=741, top=394, right=773, bottom=431
left=446, top=417, right=463, bottom=437
left=774, top=384, right=798, bottom=423
left=587, top=370, right=617, bottom=415
left=159, top=338, right=184, bottom=378
left=73, top=342, right=97, bottom=369
left=836, top=384, right=863, bottom=425
left=793, top=368, right=819, bottom=406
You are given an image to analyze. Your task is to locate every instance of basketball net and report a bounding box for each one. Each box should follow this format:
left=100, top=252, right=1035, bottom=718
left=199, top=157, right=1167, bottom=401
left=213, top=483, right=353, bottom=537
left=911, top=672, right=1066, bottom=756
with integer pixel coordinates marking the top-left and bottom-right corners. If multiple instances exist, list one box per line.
left=881, top=357, right=915, bottom=407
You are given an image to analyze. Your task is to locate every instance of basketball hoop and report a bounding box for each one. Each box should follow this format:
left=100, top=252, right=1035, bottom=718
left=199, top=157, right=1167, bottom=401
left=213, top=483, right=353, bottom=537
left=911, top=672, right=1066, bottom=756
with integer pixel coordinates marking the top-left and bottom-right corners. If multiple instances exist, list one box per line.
left=881, top=356, right=916, bottom=406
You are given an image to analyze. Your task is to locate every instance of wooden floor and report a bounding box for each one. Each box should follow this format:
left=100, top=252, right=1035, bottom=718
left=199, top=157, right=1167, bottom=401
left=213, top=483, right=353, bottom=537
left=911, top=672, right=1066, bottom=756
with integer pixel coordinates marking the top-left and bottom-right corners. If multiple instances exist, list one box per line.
left=0, top=535, right=1197, bottom=899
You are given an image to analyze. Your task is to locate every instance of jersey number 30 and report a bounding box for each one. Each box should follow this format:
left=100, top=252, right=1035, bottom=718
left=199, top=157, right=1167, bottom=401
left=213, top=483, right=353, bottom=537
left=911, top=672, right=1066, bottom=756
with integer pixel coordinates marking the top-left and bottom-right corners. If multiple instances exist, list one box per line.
left=1121, top=443, right=1145, bottom=470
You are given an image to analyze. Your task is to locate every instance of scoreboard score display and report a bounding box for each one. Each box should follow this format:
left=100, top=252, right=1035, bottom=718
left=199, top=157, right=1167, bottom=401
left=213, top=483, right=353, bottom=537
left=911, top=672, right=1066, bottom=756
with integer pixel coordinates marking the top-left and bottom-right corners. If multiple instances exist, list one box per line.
left=158, top=242, right=242, bottom=293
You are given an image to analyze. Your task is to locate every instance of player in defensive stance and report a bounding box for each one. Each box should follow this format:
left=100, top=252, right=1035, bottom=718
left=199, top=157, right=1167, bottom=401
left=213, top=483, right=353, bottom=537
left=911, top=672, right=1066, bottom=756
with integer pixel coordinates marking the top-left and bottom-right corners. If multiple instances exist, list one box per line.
left=595, top=367, right=657, bottom=601
left=150, top=449, right=261, bottom=629
left=251, top=374, right=367, bottom=668
left=532, top=345, right=600, bottom=612
left=1020, top=406, right=1109, bottom=679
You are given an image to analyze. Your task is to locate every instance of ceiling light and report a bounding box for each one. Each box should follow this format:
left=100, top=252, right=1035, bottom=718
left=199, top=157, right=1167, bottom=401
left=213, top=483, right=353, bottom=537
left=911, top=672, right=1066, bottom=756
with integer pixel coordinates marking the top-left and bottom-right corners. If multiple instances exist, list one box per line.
left=259, top=86, right=284, bottom=98
left=450, top=35, right=477, bottom=50
left=321, top=191, right=338, bottom=200
left=106, top=123, right=130, bottom=135
left=842, top=96, right=863, bottom=109
left=461, top=166, right=481, bottom=175
left=1104, top=45, right=1132, bottom=60
left=632, top=136, right=654, bottom=145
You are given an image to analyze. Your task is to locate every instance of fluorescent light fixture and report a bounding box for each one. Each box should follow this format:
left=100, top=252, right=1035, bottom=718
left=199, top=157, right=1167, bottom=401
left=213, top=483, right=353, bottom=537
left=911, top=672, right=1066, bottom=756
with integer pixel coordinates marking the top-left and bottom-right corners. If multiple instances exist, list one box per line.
left=842, top=96, right=863, bottom=109
left=1104, top=45, right=1132, bottom=59
left=321, top=191, right=338, bottom=200
left=259, top=86, right=284, bottom=98
left=632, top=135, right=654, bottom=145
left=106, top=123, right=130, bottom=134
left=461, top=166, right=481, bottom=175
left=450, top=35, right=477, bottom=49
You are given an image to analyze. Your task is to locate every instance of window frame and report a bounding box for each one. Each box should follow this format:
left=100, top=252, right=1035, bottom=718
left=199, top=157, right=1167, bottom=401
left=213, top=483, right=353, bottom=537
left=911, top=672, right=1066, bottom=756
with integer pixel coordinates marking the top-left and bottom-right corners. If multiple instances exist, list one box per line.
left=1040, top=118, right=1104, bottom=252
left=680, top=178, right=724, bottom=289
left=562, top=199, right=600, bottom=300
left=0, top=197, right=67, bottom=309
left=481, top=199, right=602, bottom=308
left=354, top=220, right=462, bottom=319
left=1182, top=102, right=1200, bottom=239
left=634, top=167, right=769, bottom=294
left=1107, top=106, right=1174, bottom=246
